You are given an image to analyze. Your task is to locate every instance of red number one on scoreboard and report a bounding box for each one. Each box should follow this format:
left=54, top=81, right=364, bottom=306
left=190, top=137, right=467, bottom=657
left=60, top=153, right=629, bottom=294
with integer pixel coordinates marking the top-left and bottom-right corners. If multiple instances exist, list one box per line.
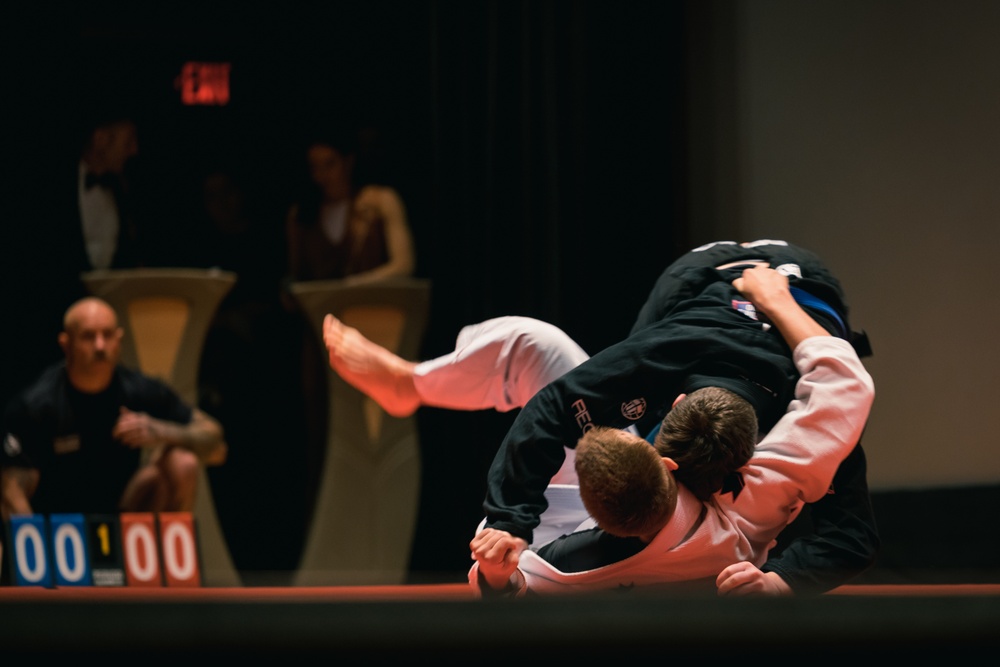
left=158, top=512, right=201, bottom=587
left=119, top=513, right=163, bottom=587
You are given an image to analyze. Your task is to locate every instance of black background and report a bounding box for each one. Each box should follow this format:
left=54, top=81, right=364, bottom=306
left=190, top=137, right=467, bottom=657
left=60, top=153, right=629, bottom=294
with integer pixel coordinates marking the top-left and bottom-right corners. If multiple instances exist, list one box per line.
left=3, top=1, right=689, bottom=582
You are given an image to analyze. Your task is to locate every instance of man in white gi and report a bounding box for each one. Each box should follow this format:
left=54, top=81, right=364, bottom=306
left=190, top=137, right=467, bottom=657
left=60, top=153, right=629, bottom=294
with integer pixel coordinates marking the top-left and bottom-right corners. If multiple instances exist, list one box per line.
left=468, top=265, right=874, bottom=595
left=323, top=241, right=877, bottom=595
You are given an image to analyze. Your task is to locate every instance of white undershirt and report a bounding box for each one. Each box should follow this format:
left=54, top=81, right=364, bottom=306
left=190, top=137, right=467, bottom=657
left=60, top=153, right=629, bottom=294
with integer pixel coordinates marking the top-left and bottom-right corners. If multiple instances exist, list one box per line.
left=319, top=199, right=349, bottom=244
left=78, top=161, right=119, bottom=269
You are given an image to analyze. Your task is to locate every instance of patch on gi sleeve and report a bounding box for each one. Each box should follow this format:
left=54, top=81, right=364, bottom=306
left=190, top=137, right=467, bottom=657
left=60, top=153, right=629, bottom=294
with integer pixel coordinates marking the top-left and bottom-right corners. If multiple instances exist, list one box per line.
left=54, top=435, right=81, bottom=455
left=731, top=299, right=759, bottom=320
left=774, top=262, right=802, bottom=278
left=621, top=397, right=647, bottom=421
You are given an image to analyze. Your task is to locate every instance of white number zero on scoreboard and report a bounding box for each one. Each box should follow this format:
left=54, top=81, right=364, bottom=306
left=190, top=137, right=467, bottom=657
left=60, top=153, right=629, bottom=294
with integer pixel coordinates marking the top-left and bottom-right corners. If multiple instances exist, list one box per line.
left=53, top=523, right=86, bottom=583
left=123, top=521, right=159, bottom=582
left=14, top=523, right=47, bottom=583
left=161, top=521, right=196, bottom=581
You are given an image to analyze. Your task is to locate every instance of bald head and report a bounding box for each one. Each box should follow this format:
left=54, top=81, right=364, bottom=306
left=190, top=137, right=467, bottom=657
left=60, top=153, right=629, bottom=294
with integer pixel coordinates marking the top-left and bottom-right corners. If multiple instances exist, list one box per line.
left=64, top=297, right=119, bottom=332
left=60, top=297, right=123, bottom=392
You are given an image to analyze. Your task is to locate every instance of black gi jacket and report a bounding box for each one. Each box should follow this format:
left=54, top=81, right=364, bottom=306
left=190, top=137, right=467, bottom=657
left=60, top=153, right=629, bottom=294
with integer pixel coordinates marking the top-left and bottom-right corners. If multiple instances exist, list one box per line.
left=483, top=240, right=878, bottom=594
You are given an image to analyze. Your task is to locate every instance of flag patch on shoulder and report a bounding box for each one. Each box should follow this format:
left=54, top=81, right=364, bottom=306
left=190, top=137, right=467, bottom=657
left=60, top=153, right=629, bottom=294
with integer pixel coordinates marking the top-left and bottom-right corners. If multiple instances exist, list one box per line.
left=732, top=299, right=759, bottom=320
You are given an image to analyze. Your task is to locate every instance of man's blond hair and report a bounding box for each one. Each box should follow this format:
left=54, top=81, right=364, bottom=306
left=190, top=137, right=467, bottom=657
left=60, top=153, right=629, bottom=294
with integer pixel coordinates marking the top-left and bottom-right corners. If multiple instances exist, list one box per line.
left=576, top=426, right=677, bottom=539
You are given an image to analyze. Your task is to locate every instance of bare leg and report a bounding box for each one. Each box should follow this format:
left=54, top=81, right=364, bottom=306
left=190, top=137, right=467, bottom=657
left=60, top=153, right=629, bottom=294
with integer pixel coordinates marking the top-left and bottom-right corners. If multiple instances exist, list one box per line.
left=323, top=314, right=421, bottom=417
left=119, top=447, right=199, bottom=512
left=158, top=447, right=199, bottom=511
left=119, top=464, right=167, bottom=512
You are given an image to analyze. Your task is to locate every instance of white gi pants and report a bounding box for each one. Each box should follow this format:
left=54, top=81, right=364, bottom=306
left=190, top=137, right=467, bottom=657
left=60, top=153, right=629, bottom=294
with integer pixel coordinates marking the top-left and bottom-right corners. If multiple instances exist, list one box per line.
left=414, top=316, right=594, bottom=547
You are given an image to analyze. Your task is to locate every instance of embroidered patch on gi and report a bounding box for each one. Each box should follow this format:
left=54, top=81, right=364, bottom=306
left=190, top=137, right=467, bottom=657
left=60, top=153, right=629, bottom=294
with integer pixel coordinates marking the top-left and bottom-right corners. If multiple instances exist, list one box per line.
left=3, top=433, right=21, bottom=457
left=54, top=435, right=81, bottom=455
left=774, top=262, right=802, bottom=279
left=621, top=398, right=646, bottom=421
left=732, top=299, right=759, bottom=320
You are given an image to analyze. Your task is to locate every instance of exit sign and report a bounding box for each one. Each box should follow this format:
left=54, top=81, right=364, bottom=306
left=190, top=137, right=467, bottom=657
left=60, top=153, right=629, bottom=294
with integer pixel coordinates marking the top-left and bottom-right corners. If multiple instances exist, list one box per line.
left=177, top=62, right=231, bottom=106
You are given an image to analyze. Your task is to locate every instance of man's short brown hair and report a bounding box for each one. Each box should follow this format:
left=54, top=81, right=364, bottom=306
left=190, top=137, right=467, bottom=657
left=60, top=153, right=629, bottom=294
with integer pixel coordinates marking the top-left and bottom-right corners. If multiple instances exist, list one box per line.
left=576, top=426, right=677, bottom=539
left=653, top=387, right=757, bottom=501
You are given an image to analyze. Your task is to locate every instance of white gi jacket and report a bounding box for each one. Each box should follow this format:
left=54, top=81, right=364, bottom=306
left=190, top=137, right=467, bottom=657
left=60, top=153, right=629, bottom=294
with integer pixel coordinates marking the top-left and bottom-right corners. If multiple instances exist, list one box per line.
left=468, top=335, right=875, bottom=595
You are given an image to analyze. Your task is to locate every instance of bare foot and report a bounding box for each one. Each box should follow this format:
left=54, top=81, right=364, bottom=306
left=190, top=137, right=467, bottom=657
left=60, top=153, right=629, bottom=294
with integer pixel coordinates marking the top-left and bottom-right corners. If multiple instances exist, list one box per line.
left=323, top=314, right=421, bottom=417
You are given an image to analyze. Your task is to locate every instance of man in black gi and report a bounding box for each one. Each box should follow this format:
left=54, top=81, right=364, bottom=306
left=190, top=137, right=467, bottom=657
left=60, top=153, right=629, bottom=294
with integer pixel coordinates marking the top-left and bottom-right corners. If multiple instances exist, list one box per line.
left=323, top=239, right=878, bottom=596
left=475, top=239, right=877, bottom=596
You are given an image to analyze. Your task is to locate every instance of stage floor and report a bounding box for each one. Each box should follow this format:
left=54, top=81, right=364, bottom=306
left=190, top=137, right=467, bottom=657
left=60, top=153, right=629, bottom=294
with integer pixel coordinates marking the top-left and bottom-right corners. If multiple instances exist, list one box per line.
left=2, top=583, right=998, bottom=660
left=2, top=581, right=999, bottom=601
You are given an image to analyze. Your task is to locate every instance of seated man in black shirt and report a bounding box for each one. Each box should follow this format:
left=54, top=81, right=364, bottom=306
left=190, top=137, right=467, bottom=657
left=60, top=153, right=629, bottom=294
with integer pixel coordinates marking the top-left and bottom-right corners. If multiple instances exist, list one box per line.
left=1, top=297, right=227, bottom=520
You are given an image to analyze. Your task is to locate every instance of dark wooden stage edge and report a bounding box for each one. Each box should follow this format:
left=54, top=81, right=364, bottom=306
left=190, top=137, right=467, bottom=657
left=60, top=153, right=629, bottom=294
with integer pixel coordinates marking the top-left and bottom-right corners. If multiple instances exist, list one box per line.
left=2, top=584, right=998, bottom=659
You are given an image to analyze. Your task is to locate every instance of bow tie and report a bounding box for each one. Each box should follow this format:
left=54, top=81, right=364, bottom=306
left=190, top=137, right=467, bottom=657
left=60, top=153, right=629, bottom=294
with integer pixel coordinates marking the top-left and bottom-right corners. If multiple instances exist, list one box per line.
left=85, top=171, right=119, bottom=190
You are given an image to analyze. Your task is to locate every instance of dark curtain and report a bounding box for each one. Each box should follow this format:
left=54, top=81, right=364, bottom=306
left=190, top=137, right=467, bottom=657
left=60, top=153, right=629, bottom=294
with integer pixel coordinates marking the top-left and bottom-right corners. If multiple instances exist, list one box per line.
left=420, top=0, right=688, bottom=358
left=2, top=1, right=691, bottom=582
left=410, top=0, right=689, bottom=580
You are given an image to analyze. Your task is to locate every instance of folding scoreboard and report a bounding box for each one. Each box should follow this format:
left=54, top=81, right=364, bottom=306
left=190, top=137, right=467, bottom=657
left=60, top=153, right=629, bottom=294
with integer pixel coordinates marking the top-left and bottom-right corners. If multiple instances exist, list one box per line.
left=2, top=512, right=201, bottom=588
